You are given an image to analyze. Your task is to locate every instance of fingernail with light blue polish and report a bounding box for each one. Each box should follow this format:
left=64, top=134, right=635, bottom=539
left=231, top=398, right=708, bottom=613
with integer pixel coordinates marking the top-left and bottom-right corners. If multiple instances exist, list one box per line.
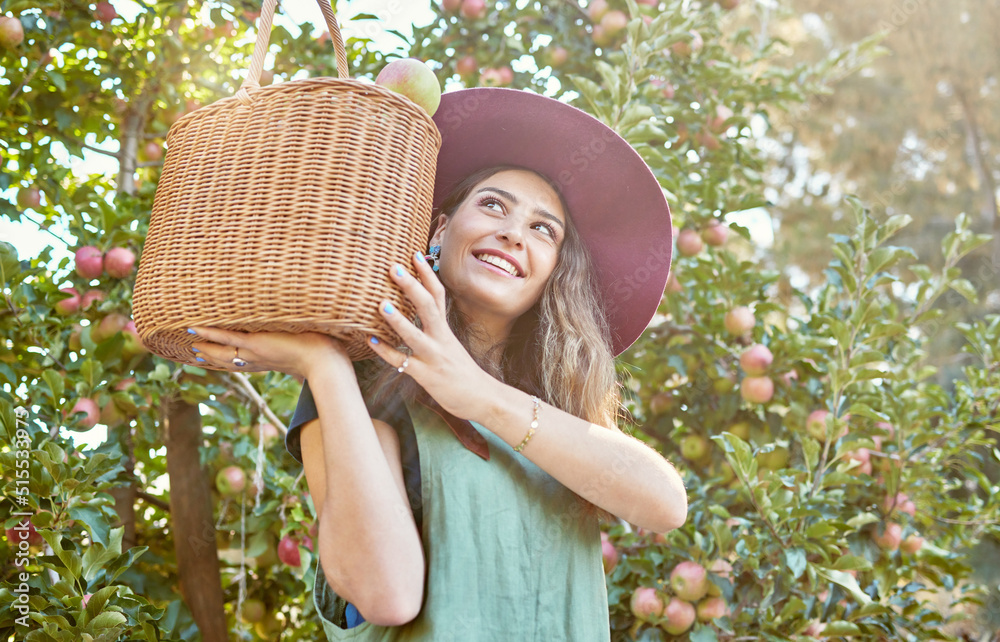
left=394, top=265, right=404, bottom=277
left=187, top=328, right=197, bottom=335
left=416, top=252, right=426, bottom=263
left=370, top=336, right=380, bottom=345
left=383, top=302, right=395, bottom=314
left=195, top=357, right=205, bottom=363
left=192, top=347, right=200, bottom=353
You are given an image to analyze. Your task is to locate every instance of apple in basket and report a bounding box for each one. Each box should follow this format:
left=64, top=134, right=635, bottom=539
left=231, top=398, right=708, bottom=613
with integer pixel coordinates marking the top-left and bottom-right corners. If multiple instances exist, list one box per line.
left=374, top=58, right=442, bottom=117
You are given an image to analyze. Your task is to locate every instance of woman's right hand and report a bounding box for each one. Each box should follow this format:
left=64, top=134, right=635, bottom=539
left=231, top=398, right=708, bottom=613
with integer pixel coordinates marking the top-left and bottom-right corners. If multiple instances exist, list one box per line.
left=185, top=327, right=350, bottom=380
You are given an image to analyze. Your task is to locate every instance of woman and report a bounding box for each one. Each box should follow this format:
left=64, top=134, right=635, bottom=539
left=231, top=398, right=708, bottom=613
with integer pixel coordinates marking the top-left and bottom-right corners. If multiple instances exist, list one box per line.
left=187, top=87, right=687, bottom=640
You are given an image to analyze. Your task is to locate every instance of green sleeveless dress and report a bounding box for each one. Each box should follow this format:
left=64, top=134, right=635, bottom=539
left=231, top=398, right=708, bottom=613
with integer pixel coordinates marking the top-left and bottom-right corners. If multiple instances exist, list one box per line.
left=311, top=399, right=611, bottom=641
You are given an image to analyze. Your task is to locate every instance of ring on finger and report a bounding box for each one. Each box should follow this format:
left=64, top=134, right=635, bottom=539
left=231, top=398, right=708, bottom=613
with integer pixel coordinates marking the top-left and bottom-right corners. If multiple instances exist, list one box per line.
left=397, top=356, right=409, bottom=374
left=233, top=346, right=248, bottom=368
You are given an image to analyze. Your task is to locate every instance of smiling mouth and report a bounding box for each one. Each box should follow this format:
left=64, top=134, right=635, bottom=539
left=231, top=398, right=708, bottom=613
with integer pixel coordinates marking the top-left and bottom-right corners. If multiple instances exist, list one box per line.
left=474, top=253, right=523, bottom=278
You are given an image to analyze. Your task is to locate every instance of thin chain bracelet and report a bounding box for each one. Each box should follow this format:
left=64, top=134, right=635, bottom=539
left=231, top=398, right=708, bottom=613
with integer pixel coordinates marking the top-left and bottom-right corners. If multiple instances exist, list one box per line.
left=514, top=395, right=541, bottom=453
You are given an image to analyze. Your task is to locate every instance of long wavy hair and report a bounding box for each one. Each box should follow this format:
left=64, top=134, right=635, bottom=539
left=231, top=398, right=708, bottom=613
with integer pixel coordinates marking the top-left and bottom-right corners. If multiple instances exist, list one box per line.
left=365, top=165, right=620, bottom=428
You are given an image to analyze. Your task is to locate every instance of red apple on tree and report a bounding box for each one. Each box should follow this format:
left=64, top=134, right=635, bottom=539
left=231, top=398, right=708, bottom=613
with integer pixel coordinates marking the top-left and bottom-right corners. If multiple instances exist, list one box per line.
left=724, top=306, right=755, bottom=335
left=696, top=596, right=729, bottom=621
left=122, top=320, right=148, bottom=357
left=216, top=466, right=247, bottom=498
left=670, top=561, right=709, bottom=601
left=884, top=492, right=916, bottom=517
left=6, top=520, right=44, bottom=547
left=629, top=587, right=664, bottom=621
left=900, top=534, right=924, bottom=554
left=590, top=25, right=613, bottom=48
left=740, top=376, right=774, bottom=404
left=91, top=312, right=130, bottom=343
left=872, top=522, right=902, bottom=551
left=55, top=287, right=81, bottom=315
left=600, top=531, right=618, bottom=573
left=600, top=10, right=628, bottom=37
left=701, top=219, right=729, bottom=246
left=545, top=46, right=568, bottom=68
left=247, top=422, right=281, bottom=447
left=142, top=141, right=164, bottom=162
left=68, top=324, right=84, bottom=352
left=676, top=229, right=704, bottom=257
left=460, top=0, right=487, bottom=19
left=0, top=16, right=24, bottom=49
left=16, top=187, right=41, bottom=210
left=95, top=1, right=117, bottom=24
left=456, top=55, right=478, bottom=79
left=80, top=288, right=105, bottom=310
left=75, top=246, right=104, bottom=279
left=588, top=0, right=609, bottom=22
left=277, top=534, right=302, bottom=567
left=661, top=597, right=696, bottom=635
left=375, top=58, right=442, bottom=117
left=69, top=398, right=100, bottom=429
left=104, top=247, right=136, bottom=278
left=739, top=344, right=773, bottom=375
left=680, top=434, right=710, bottom=462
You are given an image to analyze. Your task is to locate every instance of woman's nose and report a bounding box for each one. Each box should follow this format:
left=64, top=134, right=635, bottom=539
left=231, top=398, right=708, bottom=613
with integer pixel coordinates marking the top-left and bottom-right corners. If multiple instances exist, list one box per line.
left=497, top=225, right=524, bottom=247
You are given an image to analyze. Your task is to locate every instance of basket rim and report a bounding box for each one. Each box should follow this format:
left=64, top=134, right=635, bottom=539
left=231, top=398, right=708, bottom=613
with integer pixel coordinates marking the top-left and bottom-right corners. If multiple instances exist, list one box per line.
left=170, top=77, right=442, bottom=140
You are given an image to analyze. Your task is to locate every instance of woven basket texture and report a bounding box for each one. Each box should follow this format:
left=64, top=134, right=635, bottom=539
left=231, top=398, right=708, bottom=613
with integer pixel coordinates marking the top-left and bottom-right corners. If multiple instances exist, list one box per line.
left=132, top=0, right=442, bottom=367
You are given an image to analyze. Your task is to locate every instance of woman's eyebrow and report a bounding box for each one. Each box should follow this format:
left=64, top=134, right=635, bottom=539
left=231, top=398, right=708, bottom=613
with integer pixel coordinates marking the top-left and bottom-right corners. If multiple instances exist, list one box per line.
left=475, top=186, right=566, bottom=229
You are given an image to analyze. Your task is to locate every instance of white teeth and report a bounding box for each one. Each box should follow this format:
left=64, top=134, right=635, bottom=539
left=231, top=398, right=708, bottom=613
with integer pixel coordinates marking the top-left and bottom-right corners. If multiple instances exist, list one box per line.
left=475, top=253, right=520, bottom=277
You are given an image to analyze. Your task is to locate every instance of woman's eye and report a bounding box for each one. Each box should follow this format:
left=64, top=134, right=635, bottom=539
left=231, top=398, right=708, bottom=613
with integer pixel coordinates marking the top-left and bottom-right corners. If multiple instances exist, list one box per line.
left=534, top=222, right=557, bottom=239
left=478, top=196, right=504, bottom=212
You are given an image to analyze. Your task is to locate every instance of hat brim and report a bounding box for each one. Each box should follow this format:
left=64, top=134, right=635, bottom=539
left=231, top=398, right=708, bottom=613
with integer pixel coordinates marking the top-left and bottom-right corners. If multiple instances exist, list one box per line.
left=432, top=88, right=672, bottom=356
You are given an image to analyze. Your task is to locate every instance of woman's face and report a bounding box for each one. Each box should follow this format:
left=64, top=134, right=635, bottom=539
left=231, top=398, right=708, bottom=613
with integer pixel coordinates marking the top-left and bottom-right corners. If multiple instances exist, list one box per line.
left=430, top=169, right=567, bottom=336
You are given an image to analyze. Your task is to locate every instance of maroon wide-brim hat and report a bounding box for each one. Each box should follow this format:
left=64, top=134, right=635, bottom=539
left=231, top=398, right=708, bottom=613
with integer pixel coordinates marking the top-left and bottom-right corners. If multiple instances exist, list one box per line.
left=431, top=87, right=672, bottom=356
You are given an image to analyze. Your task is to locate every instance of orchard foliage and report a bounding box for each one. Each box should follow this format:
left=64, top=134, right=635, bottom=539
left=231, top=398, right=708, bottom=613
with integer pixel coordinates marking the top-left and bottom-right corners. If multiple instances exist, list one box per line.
left=1, top=1, right=998, bottom=641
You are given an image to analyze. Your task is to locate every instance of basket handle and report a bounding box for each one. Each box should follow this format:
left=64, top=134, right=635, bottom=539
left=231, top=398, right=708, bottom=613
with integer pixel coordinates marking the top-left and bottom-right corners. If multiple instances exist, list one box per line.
left=236, top=0, right=349, bottom=106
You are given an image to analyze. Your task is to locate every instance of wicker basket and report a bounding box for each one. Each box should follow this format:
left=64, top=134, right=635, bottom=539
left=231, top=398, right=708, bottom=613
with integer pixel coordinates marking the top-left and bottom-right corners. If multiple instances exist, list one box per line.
left=132, top=0, right=442, bottom=367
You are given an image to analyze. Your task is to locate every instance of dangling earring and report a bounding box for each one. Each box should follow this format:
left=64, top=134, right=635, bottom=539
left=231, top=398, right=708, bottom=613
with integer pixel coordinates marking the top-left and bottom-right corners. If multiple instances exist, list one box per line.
left=426, top=245, right=441, bottom=272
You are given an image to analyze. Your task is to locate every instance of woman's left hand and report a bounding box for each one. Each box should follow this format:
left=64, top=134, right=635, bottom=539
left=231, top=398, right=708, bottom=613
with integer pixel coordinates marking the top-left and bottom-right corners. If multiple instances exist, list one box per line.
left=367, top=251, right=493, bottom=420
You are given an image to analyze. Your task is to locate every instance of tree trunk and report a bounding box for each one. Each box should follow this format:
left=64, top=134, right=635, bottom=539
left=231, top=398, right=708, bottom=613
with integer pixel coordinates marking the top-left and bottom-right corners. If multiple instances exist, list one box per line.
left=163, top=396, right=228, bottom=642
left=108, top=426, right=138, bottom=549
left=956, top=86, right=1000, bottom=262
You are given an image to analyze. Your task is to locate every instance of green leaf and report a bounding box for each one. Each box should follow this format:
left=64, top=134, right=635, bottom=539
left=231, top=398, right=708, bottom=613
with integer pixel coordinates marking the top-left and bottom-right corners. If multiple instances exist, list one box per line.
left=89, top=611, right=127, bottom=630
left=69, top=506, right=112, bottom=549
left=784, top=548, right=807, bottom=579
left=43, top=369, right=65, bottom=403
left=48, top=70, right=67, bottom=92
left=949, top=278, right=978, bottom=303
left=815, top=568, right=872, bottom=605
left=805, top=522, right=837, bottom=538
left=84, top=586, right=119, bottom=622
left=821, top=621, right=861, bottom=635
left=689, top=625, right=719, bottom=642
left=832, top=555, right=872, bottom=571
left=881, top=214, right=912, bottom=240
left=711, top=432, right=753, bottom=479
